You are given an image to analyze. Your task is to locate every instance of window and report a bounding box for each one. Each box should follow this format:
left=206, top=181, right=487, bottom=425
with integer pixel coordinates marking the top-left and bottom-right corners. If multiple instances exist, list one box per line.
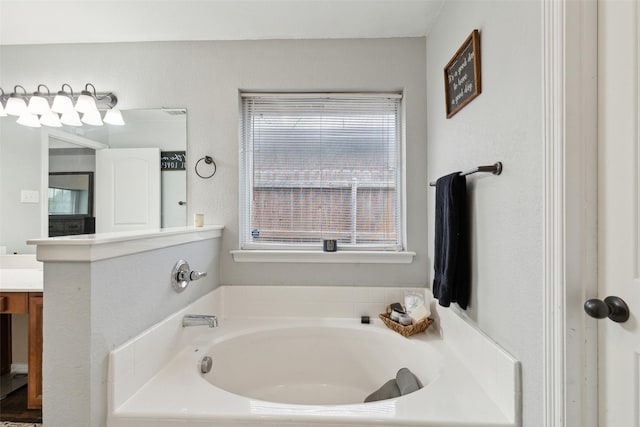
left=48, top=187, right=89, bottom=215
left=239, top=93, right=403, bottom=251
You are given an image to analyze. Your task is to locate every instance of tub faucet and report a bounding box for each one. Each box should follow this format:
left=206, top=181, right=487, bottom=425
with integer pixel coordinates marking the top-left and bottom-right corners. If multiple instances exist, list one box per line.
left=173, top=259, right=207, bottom=292
left=183, top=314, right=218, bottom=328
left=177, top=269, right=207, bottom=282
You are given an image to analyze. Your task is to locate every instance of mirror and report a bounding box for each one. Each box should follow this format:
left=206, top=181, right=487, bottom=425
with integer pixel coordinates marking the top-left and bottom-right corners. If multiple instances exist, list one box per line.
left=48, top=172, right=95, bottom=237
left=49, top=172, right=94, bottom=216
left=0, top=108, right=187, bottom=254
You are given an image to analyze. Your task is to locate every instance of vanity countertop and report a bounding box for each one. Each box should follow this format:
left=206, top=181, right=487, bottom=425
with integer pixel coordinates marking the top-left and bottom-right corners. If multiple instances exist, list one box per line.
left=0, top=268, right=44, bottom=292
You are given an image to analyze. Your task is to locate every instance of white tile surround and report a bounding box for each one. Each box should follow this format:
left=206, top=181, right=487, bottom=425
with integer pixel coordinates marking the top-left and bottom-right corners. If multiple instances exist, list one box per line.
left=109, top=285, right=521, bottom=427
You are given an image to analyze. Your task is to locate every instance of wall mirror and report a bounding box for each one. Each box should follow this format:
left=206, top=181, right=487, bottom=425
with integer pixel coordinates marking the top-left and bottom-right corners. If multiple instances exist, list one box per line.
left=49, top=172, right=94, bottom=216
left=48, top=172, right=94, bottom=237
left=0, top=108, right=187, bottom=254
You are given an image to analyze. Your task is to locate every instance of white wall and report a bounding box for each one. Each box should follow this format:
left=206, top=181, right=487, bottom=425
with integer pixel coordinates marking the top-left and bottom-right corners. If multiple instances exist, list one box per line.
left=49, top=149, right=96, bottom=173
left=0, top=38, right=428, bottom=287
left=426, top=2, right=541, bottom=426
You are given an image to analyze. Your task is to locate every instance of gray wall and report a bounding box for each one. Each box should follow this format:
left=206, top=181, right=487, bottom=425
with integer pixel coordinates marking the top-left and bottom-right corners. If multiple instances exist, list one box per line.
left=43, top=238, right=220, bottom=427
left=0, top=38, right=429, bottom=287
left=2, top=26, right=546, bottom=426
left=0, top=121, right=42, bottom=254
left=426, top=2, right=542, bottom=426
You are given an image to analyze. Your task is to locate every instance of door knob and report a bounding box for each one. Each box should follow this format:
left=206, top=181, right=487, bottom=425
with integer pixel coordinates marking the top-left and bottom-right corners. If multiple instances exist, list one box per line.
left=584, top=296, right=630, bottom=323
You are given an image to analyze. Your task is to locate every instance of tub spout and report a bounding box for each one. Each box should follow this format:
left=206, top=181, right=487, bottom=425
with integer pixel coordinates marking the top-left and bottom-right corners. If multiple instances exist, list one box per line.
left=183, top=314, right=218, bottom=328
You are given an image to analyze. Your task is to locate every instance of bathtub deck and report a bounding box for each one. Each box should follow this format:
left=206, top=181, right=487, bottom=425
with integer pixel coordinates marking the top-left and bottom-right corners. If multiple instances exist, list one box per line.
left=108, top=317, right=516, bottom=427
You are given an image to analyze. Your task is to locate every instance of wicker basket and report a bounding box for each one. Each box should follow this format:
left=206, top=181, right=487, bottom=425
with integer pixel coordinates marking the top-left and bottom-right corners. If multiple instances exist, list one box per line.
left=379, top=306, right=433, bottom=337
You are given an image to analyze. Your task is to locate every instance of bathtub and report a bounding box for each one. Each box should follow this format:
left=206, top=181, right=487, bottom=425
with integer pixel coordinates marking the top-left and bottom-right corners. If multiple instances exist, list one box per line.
left=108, top=287, right=519, bottom=427
left=202, top=324, right=442, bottom=406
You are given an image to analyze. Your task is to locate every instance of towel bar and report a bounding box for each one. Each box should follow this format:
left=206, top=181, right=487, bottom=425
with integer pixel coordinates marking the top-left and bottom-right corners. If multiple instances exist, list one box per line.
left=429, top=162, right=502, bottom=187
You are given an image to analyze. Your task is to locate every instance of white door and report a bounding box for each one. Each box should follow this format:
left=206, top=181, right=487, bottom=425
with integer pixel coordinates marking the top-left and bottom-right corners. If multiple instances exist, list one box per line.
left=95, top=148, right=161, bottom=233
left=161, top=170, right=186, bottom=228
left=596, top=1, right=640, bottom=425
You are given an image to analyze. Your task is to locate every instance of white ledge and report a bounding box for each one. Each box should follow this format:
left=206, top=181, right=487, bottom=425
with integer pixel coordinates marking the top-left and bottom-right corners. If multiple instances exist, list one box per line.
left=27, top=225, right=224, bottom=262
left=230, top=249, right=415, bottom=264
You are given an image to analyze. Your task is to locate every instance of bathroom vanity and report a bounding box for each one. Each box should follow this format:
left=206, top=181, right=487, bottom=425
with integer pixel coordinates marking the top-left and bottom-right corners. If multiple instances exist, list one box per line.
left=0, top=257, right=44, bottom=409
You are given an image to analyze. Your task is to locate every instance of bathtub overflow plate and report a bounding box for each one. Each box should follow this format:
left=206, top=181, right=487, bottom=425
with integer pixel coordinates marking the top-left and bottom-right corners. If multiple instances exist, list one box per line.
left=200, top=356, right=213, bottom=374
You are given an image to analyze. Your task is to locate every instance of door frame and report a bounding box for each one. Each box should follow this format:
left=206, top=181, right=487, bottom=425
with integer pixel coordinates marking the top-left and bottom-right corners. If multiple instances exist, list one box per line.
left=542, top=1, right=599, bottom=426
left=39, top=128, right=108, bottom=238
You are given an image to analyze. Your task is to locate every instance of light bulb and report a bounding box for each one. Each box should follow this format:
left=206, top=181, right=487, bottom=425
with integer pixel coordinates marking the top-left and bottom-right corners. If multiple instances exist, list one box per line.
left=0, top=89, right=6, bottom=117
left=27, top=95, right=51, bottom=116
left=40, top=111, right=62, bottom=127
left=5, top=96, right=27, bottom=116
left=60, top=110, right=82, bottom=126
left=28, top=85, right=52, bottom=115
left=51, top=94, right=74, bottom=114
left=16, top=112, right=41, bottom=127
left=75, top=93, right=97, bottom=113
left=103, top=108, right=125, bottom=125
left=5, top=86, right=28, bottom=116
left=81, top=109, right=103, bottom=126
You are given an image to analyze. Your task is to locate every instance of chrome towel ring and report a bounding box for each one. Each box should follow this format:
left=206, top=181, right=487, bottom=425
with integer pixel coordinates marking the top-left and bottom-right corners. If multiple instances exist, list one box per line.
left=195, top=155, right=217, bottom=179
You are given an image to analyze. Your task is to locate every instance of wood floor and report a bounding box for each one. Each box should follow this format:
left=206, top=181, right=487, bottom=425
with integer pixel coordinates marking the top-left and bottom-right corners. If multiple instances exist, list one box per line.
left=0, top=386, right=41, bottom=424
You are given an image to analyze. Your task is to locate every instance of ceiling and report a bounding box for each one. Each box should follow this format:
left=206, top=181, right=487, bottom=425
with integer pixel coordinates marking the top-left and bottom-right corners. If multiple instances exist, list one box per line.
left=0, top=1, right=444, bottom=45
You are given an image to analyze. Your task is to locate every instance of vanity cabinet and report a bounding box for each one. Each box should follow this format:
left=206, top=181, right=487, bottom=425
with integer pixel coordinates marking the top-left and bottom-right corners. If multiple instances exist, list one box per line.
left=27, top=294, right=43, bottom=408
left=0, top=292, right=28, bottom=313
left=0, top=291, right=43, bottom=409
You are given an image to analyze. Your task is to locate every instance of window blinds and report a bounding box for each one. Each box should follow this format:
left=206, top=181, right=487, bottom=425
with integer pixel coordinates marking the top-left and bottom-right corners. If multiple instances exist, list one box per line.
left=240, top=93, right=403, bottom=250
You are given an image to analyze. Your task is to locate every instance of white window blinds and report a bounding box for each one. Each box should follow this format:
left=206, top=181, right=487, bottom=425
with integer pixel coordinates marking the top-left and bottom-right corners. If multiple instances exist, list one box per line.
left=240, top=93, right=403, bottom=250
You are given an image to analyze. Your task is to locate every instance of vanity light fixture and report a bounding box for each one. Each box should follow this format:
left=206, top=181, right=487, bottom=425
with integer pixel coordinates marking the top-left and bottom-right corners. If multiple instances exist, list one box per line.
left=5, top=85, right=28, bottom=116
left=27, top=85, right=52, bottom=116
left=0, top=83, right=123, bottom=128
left=60, top=110, right=82, bottom=127
left=75, top=83, right=99, bottom=114
left=51, top=84, right=75, bottom=114
left=0, top=89, right=7, bottom=117
left=16, top=112, right=41, bottom=128
left=103, top=108, right=125, bottom=125
left=81, top=109, right=103, bottom=126
left=40, top=110, right=63, bottom=127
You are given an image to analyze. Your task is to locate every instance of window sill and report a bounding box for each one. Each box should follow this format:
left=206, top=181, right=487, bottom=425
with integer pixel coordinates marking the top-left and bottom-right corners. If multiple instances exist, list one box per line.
left=230, top=250, right=416, bottom=264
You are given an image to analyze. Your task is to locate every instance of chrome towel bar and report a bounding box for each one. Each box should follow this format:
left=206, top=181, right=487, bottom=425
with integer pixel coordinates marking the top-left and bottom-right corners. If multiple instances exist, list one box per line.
left=429, top=162, right=503, bottom=187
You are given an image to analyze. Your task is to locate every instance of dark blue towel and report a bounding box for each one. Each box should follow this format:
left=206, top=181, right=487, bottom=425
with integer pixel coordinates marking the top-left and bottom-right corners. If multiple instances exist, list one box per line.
left=432, top=172, right=470, bottom=309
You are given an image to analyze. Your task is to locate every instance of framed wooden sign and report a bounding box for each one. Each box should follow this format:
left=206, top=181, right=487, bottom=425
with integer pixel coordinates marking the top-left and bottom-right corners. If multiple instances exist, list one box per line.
left=444, top=29, right=481, bottom=118
left=161, top=151, right=186, bottom=170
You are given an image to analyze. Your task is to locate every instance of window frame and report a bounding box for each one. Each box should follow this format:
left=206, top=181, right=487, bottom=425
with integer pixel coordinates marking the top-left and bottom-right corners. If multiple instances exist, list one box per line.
left=238, top=92, right=409, bottom=258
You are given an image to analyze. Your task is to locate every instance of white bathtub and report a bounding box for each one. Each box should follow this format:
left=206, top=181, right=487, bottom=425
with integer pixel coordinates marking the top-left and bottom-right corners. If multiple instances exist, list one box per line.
left=108, top=287, right=520, bottom=427
left=203, top=323, right=443, bottom=405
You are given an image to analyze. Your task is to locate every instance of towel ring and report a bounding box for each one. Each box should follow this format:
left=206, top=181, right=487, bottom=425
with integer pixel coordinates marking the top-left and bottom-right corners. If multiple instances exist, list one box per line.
left=195, top=156, right=217, bottom=179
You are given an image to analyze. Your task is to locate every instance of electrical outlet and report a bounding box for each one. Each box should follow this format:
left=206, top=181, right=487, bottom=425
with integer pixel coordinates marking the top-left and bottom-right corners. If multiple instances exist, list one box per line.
left=20, top=190, right=39, bottom=204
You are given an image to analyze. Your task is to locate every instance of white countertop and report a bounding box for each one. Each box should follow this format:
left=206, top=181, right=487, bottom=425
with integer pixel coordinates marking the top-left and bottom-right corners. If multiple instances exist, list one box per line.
left=0, top=268, right=44, bottom=292
left=27, top=225, right=224, bottom=262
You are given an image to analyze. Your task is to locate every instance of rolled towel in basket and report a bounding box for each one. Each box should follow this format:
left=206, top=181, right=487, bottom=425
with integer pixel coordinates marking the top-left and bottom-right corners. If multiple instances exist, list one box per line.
left=396, top=367, right=422, bottom=395
left=364, top=379, right=401, bottom=403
